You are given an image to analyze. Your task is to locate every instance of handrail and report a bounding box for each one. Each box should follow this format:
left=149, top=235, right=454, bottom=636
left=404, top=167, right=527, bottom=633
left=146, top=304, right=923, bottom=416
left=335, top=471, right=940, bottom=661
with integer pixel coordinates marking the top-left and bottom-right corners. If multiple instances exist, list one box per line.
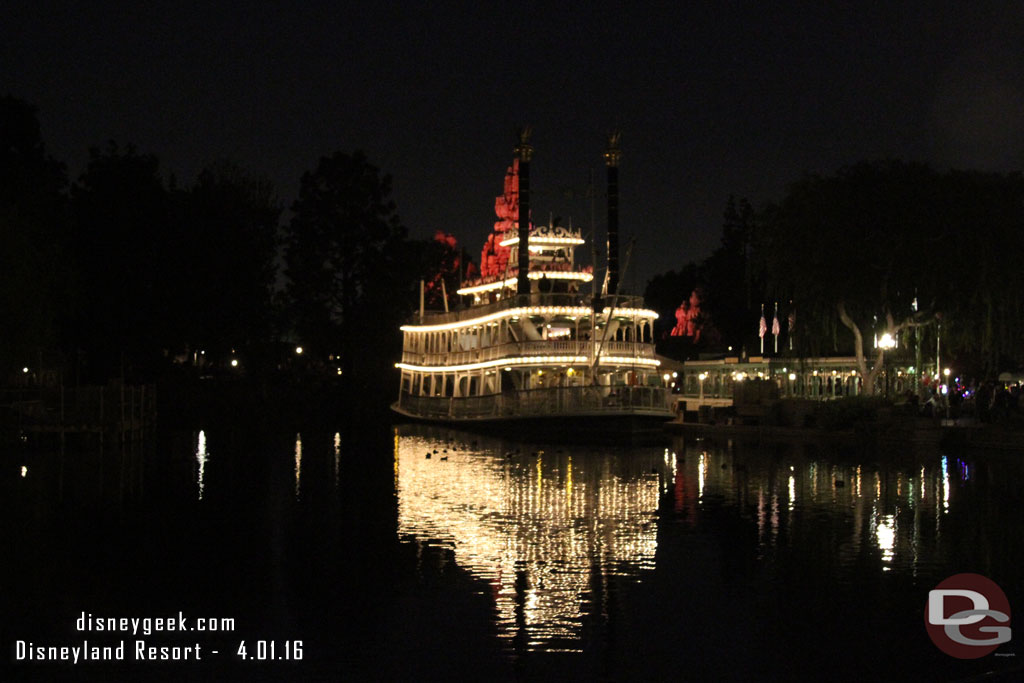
left=408, top=292, right=649, bottom=327
left=398, top=385, right=671, bottom=419
left=401, top=339, right=655, bottom=366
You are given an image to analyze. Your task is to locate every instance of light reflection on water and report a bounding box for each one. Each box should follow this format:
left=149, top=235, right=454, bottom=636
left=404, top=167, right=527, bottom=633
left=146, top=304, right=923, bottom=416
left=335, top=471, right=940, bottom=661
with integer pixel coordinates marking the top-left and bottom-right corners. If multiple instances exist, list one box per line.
left=5, top=422, right=1023, bottom=679
left=666, top=436, right=985, bottom=582
left=394, top=427, right=663, bottom=652
left=391, top=425, right=1023, bottom=666
left=333, top=432, right=341, bottom=487
left=294, top=432, right=303, bottom=500
left=194, top=429, right=208, bottom=500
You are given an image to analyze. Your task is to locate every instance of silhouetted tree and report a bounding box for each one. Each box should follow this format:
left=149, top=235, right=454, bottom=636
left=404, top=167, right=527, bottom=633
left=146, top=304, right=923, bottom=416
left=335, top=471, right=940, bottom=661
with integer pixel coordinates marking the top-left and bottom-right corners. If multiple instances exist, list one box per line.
left=69, top=142, right=171, bottom=378
left=935, top=170, right=1024, bottom=375
left=417, top=230, right=473, bottom=311
left=283, top=151, right=407, bottom=377
left=176, top=163, right=281, bottom=356
left=0, top=96, right=69, bottom=379
left=699, top=196, right=760, bottom=350
left=755, top=161, right=1024, bottom=389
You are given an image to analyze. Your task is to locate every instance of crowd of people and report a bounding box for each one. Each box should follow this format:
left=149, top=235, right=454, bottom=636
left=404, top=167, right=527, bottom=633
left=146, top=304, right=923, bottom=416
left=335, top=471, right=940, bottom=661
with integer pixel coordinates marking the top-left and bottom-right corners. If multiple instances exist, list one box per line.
left=914, top=380, right=1024, bottom=423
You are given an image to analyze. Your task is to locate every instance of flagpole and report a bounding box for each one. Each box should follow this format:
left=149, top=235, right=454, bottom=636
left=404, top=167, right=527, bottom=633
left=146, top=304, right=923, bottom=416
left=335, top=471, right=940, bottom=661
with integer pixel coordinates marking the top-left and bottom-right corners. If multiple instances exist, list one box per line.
left=759, top=303, right=765, bottom=355
left=773, top=301, right=779, bottom=354
left=788, top=301, right=794, bottom=351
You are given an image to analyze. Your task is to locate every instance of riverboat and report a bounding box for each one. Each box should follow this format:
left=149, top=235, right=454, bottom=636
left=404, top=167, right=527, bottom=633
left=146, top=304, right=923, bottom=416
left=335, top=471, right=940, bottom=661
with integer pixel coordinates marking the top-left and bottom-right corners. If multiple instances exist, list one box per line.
left=392, top=133, right=673, bottom=437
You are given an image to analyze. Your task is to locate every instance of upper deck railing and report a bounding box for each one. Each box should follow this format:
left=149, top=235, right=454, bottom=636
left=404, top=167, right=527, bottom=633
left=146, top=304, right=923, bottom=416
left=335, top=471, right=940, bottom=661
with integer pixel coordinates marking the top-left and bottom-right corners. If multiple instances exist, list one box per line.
left=406, top=293, right=650, bottom=327
left=400, top=339, right=656, bottom=366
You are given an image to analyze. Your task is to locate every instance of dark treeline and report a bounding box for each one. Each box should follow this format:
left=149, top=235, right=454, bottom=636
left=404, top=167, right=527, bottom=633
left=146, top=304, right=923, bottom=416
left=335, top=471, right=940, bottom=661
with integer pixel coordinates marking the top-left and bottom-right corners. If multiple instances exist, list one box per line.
left=7, top=92, right=1022, bottom=396
left=646, top=160, right=1024, bottom=385
left=1, top=96, right=439, bottom=400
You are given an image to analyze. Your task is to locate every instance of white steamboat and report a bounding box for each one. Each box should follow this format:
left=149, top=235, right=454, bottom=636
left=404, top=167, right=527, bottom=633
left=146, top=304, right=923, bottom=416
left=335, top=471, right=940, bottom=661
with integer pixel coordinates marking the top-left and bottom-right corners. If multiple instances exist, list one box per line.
left=393, top=133, right=672, bottom=437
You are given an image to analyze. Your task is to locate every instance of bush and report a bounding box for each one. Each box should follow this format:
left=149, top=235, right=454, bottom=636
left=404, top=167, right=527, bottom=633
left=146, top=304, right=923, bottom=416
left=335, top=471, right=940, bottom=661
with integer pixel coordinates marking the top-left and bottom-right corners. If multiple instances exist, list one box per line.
left=815, top=396, right=889, bottom=431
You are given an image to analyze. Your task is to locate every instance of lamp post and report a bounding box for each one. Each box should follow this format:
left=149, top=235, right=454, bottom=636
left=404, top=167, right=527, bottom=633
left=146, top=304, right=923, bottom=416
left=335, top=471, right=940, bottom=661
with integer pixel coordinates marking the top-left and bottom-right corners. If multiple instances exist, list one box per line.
left=878, top=332, right=896, bottom=398
left=943, top=367, right=951, bottom=421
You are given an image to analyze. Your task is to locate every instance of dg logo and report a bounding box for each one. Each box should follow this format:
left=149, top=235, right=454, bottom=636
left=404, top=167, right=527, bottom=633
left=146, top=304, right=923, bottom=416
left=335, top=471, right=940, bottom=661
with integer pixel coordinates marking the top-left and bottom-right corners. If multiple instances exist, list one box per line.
left=926, top=573, right=1012, bottom=658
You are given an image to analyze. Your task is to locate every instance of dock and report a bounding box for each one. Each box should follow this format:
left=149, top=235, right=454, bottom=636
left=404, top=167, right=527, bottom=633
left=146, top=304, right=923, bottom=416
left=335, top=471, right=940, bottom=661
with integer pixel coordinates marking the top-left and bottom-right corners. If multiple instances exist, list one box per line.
left=2, top=383, right=156, bottom=447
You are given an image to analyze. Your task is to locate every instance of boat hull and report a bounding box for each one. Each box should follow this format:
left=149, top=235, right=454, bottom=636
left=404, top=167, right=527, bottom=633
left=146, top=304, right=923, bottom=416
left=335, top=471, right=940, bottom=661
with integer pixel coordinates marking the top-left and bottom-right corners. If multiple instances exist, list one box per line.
left=391, top=401, right=672, bottom=443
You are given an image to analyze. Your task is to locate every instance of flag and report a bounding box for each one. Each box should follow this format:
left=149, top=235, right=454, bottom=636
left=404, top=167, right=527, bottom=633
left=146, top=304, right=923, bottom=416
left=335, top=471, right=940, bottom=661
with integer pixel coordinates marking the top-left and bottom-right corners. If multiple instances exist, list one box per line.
left=788, top=304, right=795, bottom=351
left=758, top=307, right=767, bottom=338
left=772, top=303, right=780, bottom=336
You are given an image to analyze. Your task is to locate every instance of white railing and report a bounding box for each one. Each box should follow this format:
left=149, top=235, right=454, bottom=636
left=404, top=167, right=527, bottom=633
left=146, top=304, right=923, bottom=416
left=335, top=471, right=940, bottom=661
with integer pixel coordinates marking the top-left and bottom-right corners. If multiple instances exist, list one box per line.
left=408, top=292, right=649, bottom=327
left=397, top=385, right=671, bottom=419
left=401, top=340, right=655, bottom=366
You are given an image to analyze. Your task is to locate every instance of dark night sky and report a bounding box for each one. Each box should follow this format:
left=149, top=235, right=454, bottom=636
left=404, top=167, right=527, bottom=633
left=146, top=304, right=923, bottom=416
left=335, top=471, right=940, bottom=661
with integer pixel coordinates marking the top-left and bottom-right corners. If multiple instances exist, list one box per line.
left=4, top=2, right=1024, bottom=288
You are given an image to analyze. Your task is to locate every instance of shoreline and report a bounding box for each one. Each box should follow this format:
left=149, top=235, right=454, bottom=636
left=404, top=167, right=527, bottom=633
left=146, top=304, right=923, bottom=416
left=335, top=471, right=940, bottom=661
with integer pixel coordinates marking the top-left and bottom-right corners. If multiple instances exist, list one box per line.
left=664, top=418, right=1024, bottom=451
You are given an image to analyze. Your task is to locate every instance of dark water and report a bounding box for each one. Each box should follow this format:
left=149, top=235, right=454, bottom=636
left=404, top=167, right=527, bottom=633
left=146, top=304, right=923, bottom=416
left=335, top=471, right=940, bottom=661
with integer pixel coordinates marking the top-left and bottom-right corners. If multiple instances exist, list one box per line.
left=4, top=419, right=1023, bottom=681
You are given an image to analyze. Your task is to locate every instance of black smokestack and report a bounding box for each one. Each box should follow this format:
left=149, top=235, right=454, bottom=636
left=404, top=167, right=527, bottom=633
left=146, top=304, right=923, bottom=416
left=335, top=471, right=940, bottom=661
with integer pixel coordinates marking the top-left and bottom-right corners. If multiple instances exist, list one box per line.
left=515, top=127, right=533, bottom=299
left=604, top=131, right=621, bottom=295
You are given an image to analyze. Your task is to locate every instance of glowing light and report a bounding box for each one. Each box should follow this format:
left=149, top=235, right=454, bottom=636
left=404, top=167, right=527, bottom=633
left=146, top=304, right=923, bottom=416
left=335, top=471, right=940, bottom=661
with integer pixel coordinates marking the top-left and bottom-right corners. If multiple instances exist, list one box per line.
left=397, top=353, right=659, bottom=373
left=876, top=513, right=896, bottom=569
left=20, top=465, right=27, bottom=477
left=598, top=356, right=660, bottom=367
left=456, top=271, right=595, bottom=295
left=230, top=359, right=239, bottom=368
left=22, top=367, right=29, bottom=374
left=941, top=455, right=950, bottom=512
left=395, top=431, right=659, bottom=650
left=878, top=332, right=896, bottom=350
left=698, top=452, right=707, bottom=501
left=499, top=235, right=586, bottom=247
left=788, top=373, right=796, bottom=381
left=698, top=372, right=707, bottom=381
left=397, top=355, right=587, bottom=373
left=757, top=489, right=765, bottom=540
left=943, top=368, right=951, bottom=377
left=334, top=432, right=341, bottom=486
left=457, top=278, right=517, bottom=295
left=196, top=430, right=208, bottom=500
left=566, top=455, right=572, bottom=504
left=294, top=433, right=303, bottom=500
left=401, top=305, right=658, bottom=333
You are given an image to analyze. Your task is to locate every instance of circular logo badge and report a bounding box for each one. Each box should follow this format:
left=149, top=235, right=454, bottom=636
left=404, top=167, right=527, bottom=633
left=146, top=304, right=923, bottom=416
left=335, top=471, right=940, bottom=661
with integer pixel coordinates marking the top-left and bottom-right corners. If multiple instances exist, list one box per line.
left=925, top=573, right=1012, bottom=658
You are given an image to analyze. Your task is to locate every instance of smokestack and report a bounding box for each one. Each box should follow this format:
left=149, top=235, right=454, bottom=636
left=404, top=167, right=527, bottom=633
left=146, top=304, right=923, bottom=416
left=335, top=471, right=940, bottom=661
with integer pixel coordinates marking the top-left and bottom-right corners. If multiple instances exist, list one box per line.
left=604, top=131, right=621, bottom=295
left=515, top=127, right=533, bottom=298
